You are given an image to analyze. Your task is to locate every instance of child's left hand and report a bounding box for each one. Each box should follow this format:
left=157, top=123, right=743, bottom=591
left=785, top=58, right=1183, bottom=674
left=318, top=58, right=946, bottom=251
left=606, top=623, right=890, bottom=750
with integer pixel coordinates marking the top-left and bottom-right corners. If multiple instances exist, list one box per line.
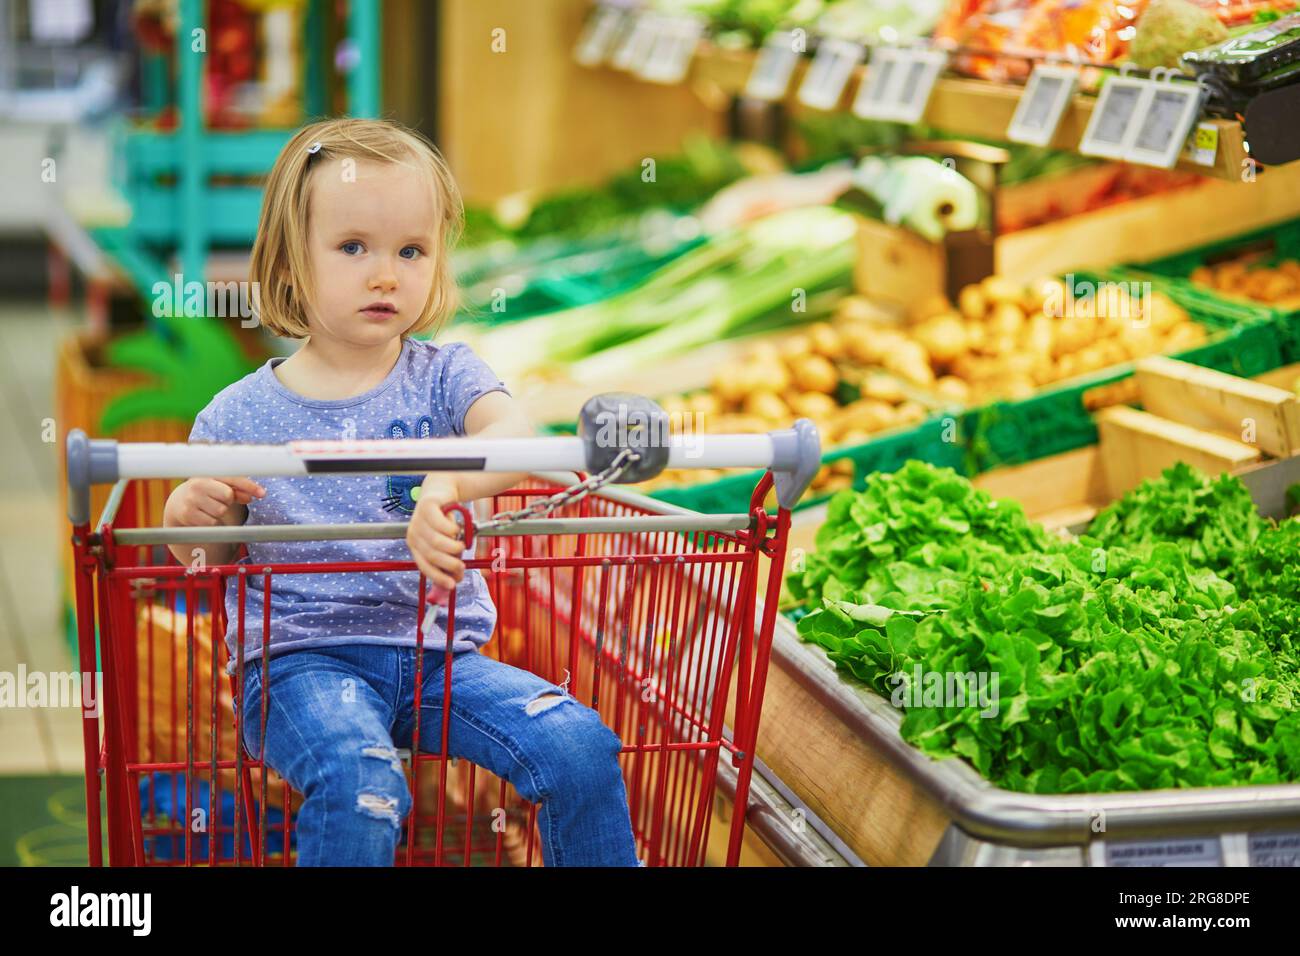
left=406, top=475, right=466, bottom=602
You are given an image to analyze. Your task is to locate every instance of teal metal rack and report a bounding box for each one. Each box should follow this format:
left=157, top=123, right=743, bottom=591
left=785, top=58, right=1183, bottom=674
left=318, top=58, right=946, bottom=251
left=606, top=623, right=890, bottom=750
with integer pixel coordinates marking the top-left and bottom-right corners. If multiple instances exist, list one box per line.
left=93, top=0, right=383, bottom=303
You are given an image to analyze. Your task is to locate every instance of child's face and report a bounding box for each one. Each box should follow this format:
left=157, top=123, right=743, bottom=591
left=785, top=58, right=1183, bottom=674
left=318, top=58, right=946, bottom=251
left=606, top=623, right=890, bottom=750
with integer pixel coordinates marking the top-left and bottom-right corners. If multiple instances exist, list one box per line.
left=302, top=157, right=439, bottom=348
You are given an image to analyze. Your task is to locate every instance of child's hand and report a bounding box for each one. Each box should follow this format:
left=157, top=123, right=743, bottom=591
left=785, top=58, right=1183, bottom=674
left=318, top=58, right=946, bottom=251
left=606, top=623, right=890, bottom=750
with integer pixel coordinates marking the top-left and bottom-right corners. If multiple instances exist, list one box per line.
left=406, top=475, right=465, bottom=601
left=166, top=477, right=266, bottom=527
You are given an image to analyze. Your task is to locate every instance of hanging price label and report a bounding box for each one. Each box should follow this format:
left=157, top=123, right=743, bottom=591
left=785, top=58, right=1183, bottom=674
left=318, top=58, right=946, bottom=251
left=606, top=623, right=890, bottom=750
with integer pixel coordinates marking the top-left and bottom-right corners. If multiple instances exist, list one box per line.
left=638, top=15, right=705, bottom=84
left=797, top=38, right=865, bottom=111
left=1186, top=121, right=1220, bottom=166
left=1079, top=75, right=1153, bottom=160
left=744, top=30, right=804, bottom=101
left=851, top=47, right=947, bottom=123
left=1080, top=74, right=1205, bottom=168
left=574, top=3, right=631, bottom=68
left=610, top=10, right=661, bottom=73
left=1128, top=82, right=1205, bottom=168
left=1006, top=64, right=1079, bottom=146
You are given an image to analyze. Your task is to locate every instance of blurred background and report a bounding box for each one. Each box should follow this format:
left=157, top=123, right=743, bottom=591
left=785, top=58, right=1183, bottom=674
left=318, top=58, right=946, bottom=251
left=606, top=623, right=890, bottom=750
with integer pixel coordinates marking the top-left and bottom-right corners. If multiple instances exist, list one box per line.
left=4, top=0, right=1300, bottom=866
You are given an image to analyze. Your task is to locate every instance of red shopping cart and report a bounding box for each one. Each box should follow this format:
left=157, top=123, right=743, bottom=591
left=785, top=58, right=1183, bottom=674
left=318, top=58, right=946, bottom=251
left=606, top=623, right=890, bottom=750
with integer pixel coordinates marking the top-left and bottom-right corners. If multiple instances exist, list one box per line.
left=65, top=395, right=820, bottom=867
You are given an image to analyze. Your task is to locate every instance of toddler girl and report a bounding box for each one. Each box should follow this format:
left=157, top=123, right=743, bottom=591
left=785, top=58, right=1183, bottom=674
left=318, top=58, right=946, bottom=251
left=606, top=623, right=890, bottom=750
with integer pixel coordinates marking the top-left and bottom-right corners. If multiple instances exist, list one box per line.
left=162, top=118, right=641, bottom=867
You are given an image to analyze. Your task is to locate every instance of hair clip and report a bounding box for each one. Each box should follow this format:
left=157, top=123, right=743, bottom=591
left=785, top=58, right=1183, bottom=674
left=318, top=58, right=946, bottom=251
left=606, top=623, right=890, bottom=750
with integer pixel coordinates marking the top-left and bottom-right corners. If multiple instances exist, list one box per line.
left=307, top=141, right=323, bottom=155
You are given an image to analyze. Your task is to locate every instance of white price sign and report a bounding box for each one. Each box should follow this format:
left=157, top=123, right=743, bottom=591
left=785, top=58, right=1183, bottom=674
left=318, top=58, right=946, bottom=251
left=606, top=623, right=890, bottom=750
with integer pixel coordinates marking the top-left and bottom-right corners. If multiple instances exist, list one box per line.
left=797, top=38, right=865, bottom=111
left=1128, top=81, right=1205, bottom=168
left=638, top=15, right=704, bottom=84
left=574, top=4, right=631, bottom=67
left=745, top=30, right=804, bottom=101
left=852, top=47, right=947, bottom=123
left=1079, top=75, right=1153, bottom=160
left=1006, top=64, right=1079, bottom=146
left=610, top=10, right=660, bottom=73
left=1080, top=73, right=1205, bottom=168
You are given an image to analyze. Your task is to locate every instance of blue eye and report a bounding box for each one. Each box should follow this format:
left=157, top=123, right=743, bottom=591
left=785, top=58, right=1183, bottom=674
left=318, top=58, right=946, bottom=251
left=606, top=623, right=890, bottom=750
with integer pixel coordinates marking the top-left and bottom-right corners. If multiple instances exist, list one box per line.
left=340, top=241, right=363, bottom=255
left=399, top=246, right=422, bottom=260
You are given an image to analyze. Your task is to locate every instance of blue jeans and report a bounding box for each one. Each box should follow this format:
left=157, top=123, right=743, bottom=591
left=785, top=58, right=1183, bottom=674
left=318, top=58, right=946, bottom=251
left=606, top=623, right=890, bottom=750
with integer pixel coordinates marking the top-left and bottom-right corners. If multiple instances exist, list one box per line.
left=237, top=644, right=641, bottom=867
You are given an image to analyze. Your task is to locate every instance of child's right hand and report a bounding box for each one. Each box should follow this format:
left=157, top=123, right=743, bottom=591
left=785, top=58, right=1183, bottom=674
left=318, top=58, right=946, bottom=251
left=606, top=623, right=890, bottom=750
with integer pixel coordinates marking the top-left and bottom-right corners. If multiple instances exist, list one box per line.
left=166, top=477, right=266, bottom=527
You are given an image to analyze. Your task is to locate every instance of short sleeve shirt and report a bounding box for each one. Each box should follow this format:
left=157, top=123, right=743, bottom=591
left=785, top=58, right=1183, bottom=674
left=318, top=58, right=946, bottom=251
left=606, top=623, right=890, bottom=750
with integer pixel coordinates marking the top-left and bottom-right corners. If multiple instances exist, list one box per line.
left=188, top=337, right=511, bottom=673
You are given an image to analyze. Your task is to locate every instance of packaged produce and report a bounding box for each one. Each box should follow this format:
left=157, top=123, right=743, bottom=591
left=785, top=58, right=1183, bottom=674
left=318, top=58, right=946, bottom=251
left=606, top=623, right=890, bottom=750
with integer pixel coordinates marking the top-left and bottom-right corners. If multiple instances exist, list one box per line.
left=1130, top=0, right=1228, bottom=69
left=1182, top=11, right=1300, bottom=86
left=788, top=460, right=1300, bottom=794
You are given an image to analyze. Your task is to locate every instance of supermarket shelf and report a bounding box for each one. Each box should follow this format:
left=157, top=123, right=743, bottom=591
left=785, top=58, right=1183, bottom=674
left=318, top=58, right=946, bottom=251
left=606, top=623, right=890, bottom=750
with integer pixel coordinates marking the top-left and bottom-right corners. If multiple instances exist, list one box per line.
left=682, top=43, right=1250, bottom=182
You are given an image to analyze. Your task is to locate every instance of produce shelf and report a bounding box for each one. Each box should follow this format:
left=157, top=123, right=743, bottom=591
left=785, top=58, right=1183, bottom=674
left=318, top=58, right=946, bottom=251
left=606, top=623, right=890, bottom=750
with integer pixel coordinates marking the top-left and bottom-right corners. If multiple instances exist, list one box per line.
left=750, top=452, right=1300, bottom=866
left=666, top=42, right=1255, bottom=182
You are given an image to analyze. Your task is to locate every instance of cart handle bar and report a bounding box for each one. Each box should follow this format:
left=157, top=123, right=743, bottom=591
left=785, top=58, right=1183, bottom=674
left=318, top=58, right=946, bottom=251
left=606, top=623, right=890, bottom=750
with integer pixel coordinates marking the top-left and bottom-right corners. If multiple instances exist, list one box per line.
left=66, top=421, right=821, bottom=524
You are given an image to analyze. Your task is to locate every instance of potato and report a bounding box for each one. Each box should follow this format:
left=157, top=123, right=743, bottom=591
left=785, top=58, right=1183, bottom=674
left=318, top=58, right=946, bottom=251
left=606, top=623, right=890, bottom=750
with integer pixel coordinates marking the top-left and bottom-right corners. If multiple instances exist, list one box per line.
left=711, top=363, right=749, bottom=404
left=884, top=340, right=935, bottom=387
left=842, top=325, right=903, bottom=365
left=1054, top=315, right=1094, bottom=357
left=964, top=320, right=988, bottom=352
left=909, top=293, right=952, bottom=324
left=935, top=375, right=970, bottom=404
left=807, top=322, right=843, bottom=358
left=1119, top=325, right=1158, bottom=360
left=1144, top=291, right=1187, bottom=333
left=894, top=401, right=928, bottom=424
left=989, top=302, right=1025, bottom=339
left=980, top=275, right=1024, bottom=306
left=1162, top=321, right=1207, bottom=351
left=743, top=390, right=790, bottom=423
left=835, top=400, right=892, bottom=433
left=1023, top=314, right=1055, bottom=358
left=1037, top=277, right=1070, bottom=319
left=791, top=354, right=839, bottom=394
left=860, top=371, right=905, bottom=404
left=789, top=392, right=839, bottom=420
left=755, top=360, right=792, bottom=393
left=912, top=313, right=969, bottom=365
left=837, top=295, right=882, bottom=324
left=958, top=284, right=988, bottom=322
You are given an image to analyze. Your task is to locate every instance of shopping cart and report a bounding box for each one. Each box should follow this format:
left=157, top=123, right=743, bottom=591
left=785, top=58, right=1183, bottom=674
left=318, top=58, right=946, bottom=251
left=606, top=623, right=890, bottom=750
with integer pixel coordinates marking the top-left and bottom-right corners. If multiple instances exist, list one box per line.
left=66, top=394, right=820, bottom=867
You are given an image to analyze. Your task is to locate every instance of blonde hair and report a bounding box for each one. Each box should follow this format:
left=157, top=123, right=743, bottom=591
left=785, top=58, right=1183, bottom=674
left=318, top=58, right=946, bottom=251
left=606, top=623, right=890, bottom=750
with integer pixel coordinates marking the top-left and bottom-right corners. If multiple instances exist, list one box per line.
left=249, top=118, right=464, bottom=339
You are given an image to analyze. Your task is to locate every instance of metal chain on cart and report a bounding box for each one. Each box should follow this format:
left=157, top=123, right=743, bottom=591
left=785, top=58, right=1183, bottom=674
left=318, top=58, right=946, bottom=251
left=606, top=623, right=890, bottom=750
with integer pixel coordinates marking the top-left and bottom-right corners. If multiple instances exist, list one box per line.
left=475, top=447, right=643, bottom=533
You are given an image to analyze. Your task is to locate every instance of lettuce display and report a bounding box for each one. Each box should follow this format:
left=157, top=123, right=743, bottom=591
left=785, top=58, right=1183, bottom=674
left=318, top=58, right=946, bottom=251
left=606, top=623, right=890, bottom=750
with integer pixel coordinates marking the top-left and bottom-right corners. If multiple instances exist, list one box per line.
left=788, top=462, right=1300, bottom=794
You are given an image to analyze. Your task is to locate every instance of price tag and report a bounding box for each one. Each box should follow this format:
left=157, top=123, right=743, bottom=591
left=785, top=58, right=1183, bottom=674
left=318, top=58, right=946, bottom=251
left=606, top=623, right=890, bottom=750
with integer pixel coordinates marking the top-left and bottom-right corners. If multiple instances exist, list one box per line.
left=745, top=30, right=803, bottom=101
left=638, top=15, right=704, bottom=84
left=1079, top=76, right=1153, bottom=160
left=1248, top=831, right=1300, bottom=867
left=852, top=47, right=947, bottom=123
left=797, top=38, right=865, bottom=111
left=1185, top=120, right=1220, bottom=167
left=1006, top=64, right=1079, bottom=147
left=610, top=10, right=660, bottom=73
left=1127, top=81, right=1205, bottom=169
left=574, top=3, right=631, bottom=68
left=1101, top=836, right=1224, bottom=867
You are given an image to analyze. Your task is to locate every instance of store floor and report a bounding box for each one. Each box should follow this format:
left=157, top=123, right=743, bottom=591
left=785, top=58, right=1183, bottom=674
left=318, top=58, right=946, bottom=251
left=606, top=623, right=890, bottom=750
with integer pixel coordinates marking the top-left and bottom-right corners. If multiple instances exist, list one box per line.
left=0, top=300, right=85, bottom=776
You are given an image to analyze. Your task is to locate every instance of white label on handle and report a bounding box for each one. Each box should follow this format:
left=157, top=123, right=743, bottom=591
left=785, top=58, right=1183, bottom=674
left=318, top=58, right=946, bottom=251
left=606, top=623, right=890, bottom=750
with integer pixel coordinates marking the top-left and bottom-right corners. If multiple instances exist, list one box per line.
left=797, top=38, right=865, bottom=111
left=1103, top=836, right=1224, bottom=867
left=1248, top=831, right=1300, bottom=867
left=745, top=30, right=802, bottom=101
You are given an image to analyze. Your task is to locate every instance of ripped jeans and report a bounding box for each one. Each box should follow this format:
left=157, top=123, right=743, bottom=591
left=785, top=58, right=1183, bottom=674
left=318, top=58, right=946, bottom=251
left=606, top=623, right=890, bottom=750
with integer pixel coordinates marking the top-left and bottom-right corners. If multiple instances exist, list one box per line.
left=237, top=643, right=641, bottom=867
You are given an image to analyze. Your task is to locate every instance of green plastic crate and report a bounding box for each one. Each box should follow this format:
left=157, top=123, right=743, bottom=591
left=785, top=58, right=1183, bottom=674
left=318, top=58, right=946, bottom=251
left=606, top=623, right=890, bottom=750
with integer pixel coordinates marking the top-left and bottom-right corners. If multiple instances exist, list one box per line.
left=962, top=288, right=1282, bottom=473
left=1118, top=219, right=1300, bottom=365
